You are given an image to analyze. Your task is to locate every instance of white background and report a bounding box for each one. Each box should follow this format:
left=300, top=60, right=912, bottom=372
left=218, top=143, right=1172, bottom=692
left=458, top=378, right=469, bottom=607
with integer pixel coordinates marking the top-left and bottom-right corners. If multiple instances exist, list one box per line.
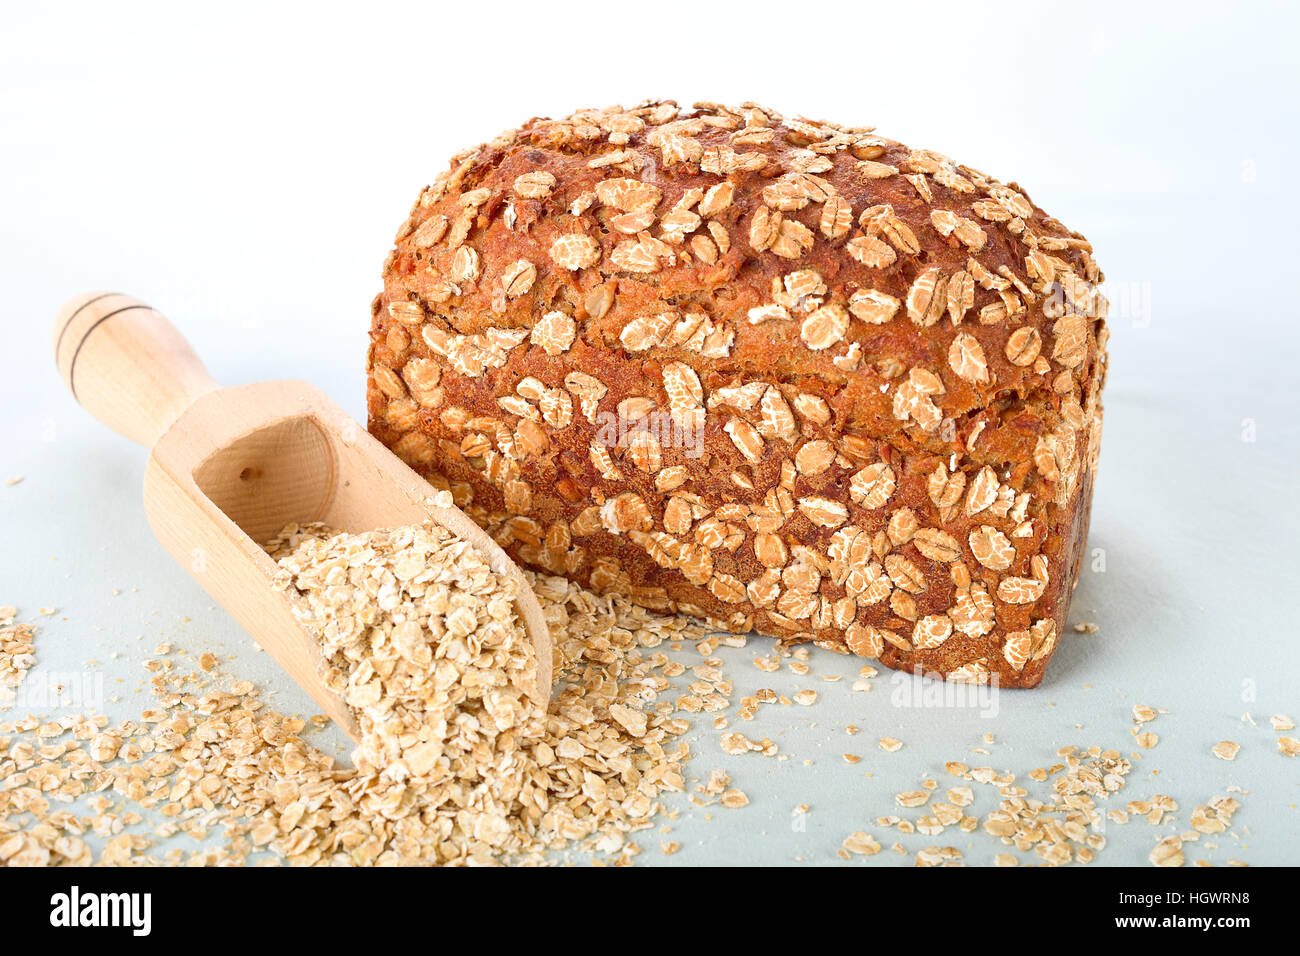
left=2, top=0, right=1297, bottom=866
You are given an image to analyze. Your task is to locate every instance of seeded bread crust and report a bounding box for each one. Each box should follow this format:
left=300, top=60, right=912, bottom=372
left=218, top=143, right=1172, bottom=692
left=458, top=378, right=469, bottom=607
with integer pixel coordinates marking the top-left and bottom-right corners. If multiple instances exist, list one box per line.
left=366, top=100, right=1109, bottom=688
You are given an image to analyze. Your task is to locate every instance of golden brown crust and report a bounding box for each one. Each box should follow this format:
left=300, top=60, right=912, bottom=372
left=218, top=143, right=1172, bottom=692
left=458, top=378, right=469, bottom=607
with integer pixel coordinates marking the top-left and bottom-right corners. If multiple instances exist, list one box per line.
left=367, top=100, right=1110, bottom=688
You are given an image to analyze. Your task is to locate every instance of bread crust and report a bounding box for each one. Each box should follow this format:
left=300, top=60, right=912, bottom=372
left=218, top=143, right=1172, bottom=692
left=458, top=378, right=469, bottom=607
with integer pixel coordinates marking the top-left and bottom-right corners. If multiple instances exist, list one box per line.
left=367, top=100, right=1109, bottom=688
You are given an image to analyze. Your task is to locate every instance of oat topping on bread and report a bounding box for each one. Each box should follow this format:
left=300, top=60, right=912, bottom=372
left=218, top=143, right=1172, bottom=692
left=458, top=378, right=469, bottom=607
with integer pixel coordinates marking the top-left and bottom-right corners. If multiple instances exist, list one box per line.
left=367, top=100, right=1108, bottom=688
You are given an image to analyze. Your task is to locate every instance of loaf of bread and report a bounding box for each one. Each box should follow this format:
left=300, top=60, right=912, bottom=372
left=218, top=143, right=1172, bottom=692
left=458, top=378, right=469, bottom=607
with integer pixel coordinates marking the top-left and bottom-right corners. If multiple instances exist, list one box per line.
left=367, top=100, right=1108, bottom=688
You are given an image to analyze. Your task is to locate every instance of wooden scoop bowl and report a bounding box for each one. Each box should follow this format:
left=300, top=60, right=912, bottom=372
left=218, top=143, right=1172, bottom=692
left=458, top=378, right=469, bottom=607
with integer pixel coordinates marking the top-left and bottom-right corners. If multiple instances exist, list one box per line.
left=53, top=292, right=552, bottom=741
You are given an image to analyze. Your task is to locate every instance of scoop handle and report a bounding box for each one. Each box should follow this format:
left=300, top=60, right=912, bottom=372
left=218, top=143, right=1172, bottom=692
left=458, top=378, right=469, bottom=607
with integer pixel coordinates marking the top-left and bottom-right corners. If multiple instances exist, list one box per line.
left=53, top=292, right=219, bottom=447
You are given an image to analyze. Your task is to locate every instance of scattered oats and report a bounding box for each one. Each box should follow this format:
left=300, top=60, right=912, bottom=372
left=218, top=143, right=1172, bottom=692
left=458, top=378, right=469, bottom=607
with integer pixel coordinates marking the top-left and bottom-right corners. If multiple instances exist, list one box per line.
left=1134, top=731, right=1159, bottom=749
left=1189, top=795, right=1241, bottom=835
left=915, top=846, right=962, bottom=867
left=1071, top=621, right=1098, bottom=634
left=793, top=689, right=818, bottom=706
left=702, top=769, right=731, bottom=797
left=28, top=519, right=718, bottom=866
left=1132, top=704, right=1158, bottom=724
left=608, top=703, right=648, bottom=738
left=878, top=737, right=903, bottom=752
left=0, top=611, right=38, bottom=706
left=719, top=789, right=750, bottom=809
left=1211, top=740, right=1240, bottom=761
left=1277, top=737, right=1299, bottom=758
left=721, top=732, right=756, bottom=756
left=1271, top=714, right=1295, bottom=732
left=842, top=831, right=881, bottom=855
left=1149, top=836, right=1185, bottom=868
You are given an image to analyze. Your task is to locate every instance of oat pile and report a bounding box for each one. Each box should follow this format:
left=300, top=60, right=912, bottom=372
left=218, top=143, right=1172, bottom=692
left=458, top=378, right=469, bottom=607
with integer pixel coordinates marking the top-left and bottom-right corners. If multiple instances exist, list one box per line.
left=264, top=521, right=539, bottom=782
left=260, top=517, right=724, bottom=863
left=263, top=518, right=707, bottom=862
left=0, top=555, right=717, bottom=865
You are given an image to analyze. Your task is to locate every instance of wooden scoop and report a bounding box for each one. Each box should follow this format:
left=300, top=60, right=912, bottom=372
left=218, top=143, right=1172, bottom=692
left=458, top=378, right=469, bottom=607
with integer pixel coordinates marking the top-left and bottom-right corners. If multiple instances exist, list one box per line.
left=53, top=292, right=552, bottom=741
